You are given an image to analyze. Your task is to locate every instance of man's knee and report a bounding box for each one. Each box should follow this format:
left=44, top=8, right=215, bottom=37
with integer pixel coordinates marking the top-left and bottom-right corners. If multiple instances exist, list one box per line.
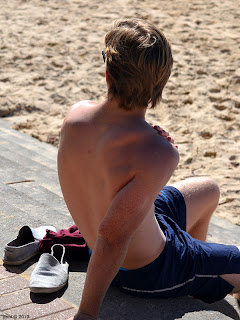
left=189, top=176, right=220, bottom=208
left=200, top=177, right=220, bottom=210
left=175, top=176, right=220, bottom=208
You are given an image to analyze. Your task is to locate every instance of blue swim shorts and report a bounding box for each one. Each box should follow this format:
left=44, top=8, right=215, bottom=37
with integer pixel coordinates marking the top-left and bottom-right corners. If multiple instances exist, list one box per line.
left=112, top=186, right=240, bottom=303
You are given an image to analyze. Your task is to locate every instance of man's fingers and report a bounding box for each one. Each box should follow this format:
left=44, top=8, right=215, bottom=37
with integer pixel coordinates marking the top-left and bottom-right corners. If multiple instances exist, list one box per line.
left=152, top=125, right=176, bottom=145
left=153, top=125, right=169, bottom=137
left=167, top=136, right=174, bottom=143
left=153, top=125, right=161, bottom=131
left=161, top=130, right=169, bottom=137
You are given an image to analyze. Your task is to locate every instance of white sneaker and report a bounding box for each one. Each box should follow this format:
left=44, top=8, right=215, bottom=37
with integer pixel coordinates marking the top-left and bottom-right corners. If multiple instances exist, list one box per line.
left=3, top=225, right=57, bottom=265
left=30, top=244, right=69, bottom=293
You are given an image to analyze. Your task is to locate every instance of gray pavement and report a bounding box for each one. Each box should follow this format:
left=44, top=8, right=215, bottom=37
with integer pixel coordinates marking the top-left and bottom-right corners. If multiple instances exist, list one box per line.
left=0, top=118, right=240, bottom=319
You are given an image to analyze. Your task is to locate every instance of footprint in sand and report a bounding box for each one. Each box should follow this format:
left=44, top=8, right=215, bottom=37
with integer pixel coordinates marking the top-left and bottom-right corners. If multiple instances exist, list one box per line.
left=200, top=131, right=213, bottom=139
left=204, top=151, right=217, bottom=158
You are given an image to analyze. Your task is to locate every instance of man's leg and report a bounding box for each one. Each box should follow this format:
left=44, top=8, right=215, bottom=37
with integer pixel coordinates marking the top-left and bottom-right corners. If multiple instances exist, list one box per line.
left=221, top=271, right=240, bottom=295
left=172, top=177, right=220, bottom=241
left=220, top=246, right=240, bottom=297
left=173, top=177, right=240, bottom=297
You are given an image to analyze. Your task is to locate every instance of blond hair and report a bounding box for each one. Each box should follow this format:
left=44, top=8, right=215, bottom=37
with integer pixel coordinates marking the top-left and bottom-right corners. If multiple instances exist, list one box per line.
left=104, top=19, right=173, bottom=110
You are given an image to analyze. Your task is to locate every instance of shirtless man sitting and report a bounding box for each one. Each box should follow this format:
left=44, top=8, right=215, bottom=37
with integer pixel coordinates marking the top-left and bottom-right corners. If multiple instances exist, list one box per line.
left=58, top=19, right=240, bottom=320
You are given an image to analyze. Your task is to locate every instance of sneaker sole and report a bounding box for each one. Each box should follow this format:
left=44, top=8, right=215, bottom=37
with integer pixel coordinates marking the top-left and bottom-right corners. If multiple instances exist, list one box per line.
left=3, top=252, right=39, bottom=265
left=30, top=281, right=68, bottom=294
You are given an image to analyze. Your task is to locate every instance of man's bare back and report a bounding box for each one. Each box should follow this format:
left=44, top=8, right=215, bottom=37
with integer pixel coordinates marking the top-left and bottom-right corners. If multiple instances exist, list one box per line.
left=58, top=99, right=179, bottom=270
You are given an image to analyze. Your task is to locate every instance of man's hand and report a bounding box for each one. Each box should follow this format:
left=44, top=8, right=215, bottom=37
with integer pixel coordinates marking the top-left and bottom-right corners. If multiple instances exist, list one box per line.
left=152, top=125, right=178, bottom=148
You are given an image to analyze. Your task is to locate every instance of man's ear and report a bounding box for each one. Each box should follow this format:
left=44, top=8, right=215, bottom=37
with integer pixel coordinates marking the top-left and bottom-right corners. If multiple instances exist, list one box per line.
left=105, top=69, right=110, bottom=89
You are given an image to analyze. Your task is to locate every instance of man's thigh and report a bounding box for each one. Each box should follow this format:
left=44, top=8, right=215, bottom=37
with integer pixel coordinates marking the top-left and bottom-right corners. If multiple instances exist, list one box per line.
left=171, top=177, right=220, bottom=233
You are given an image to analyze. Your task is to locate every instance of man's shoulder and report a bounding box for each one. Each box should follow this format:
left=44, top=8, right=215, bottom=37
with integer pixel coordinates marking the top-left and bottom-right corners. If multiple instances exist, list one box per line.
left=135, top=131, right=179, bottom=173
left=106, top=124, right=179, bottom=167
left=59, top=101, right=97, bottom=151
left=108, top=126, right=179, bottom=187
left=111, top=130, right=179, bottom=199
left=70, top=100, right=98, bottom=111
left=65, top=100, right=98, bottom=121
left=61, top=100, right=100, bottom=133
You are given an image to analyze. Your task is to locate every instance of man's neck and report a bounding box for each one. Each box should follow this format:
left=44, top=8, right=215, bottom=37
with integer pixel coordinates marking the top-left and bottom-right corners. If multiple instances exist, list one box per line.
left=102, top=97, right=147, bottom=121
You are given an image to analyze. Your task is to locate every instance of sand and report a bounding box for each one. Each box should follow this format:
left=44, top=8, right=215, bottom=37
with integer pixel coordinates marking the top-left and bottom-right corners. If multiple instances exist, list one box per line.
left=0, top=0, right=239, bottom=225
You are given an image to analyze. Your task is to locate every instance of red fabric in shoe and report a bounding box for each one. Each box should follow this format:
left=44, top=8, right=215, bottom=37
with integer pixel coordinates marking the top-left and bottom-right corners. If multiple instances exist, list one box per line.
left=38, top=225, right=89, bottom=261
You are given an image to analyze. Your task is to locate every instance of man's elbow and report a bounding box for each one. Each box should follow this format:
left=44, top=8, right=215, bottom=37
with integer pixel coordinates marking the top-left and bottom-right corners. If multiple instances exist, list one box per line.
left=97, top=223, right=131, bottom=252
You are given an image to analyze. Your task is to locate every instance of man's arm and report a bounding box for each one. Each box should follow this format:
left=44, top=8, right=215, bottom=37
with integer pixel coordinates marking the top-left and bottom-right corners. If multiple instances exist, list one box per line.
left=76, top=175, right=156, bottom=318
